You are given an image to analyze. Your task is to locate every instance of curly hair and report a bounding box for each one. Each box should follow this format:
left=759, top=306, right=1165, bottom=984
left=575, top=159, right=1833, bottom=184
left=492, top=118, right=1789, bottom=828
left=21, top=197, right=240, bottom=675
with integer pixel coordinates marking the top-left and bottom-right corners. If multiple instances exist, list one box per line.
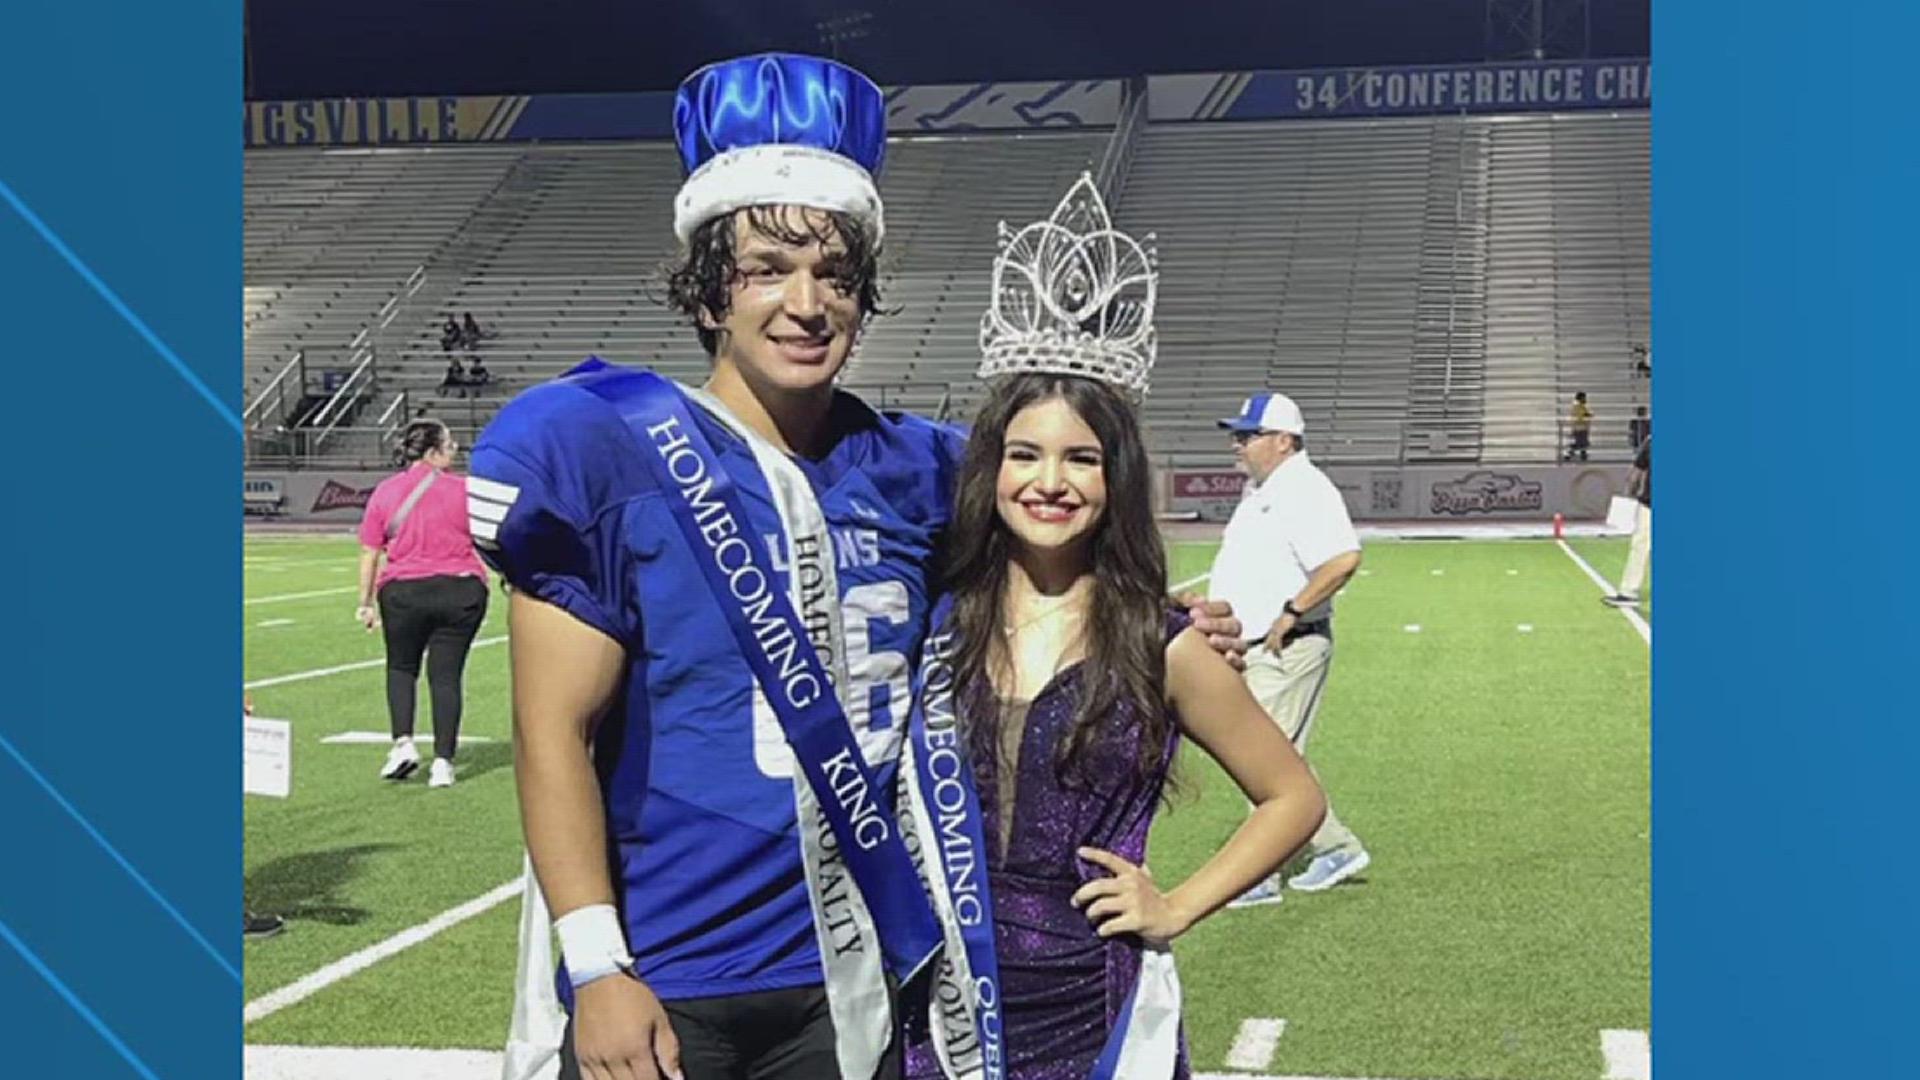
left=663, top=205, right=887, bottom=356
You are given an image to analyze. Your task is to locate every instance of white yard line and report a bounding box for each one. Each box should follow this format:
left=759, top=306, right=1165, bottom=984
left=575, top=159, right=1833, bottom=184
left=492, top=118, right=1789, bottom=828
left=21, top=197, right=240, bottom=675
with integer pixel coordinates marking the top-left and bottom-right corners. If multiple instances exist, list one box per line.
left=243, top=879, right=523, bottom=1025
left=1171, top=571, right=1211, bottom=593
left=1196, top=1075, right=1453, bottom=1080
left=244, top=636, right=506, bottom=689
left=1555, top=539, right=1651, bottom=646
left=245, top=1027, right=1651, bottom=1080
left=257, top=619, right=297, bottom=628
left=241, top=1052, right=1523, bottom=1080
left=318, top=732, right=497, bottom=746
left=245, top=586, right=358, bottom=606
left=1601, top=1028, right=1651, bottom=1080
left=245, top=1046, right=505, bottom=1080
left=1223, top=1017, right=1288, bottom=1070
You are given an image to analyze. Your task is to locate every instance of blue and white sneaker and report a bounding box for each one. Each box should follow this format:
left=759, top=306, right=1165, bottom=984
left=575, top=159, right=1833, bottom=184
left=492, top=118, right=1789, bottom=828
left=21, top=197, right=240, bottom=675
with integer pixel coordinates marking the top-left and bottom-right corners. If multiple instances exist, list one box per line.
left=1226, top=876, right=1284, bottom=909
left=1287, top=849, right=1371, bottom=892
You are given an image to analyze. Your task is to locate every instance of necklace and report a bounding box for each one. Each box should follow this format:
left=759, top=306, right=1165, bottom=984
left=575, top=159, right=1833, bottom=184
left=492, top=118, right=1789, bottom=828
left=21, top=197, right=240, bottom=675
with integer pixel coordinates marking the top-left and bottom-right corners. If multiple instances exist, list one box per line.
left=1001, top=592, right=1085, bottom=637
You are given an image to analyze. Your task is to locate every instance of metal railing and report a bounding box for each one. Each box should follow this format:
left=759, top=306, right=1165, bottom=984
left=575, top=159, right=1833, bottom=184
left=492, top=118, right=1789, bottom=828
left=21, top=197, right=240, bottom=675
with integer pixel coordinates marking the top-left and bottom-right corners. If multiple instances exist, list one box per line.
left=376, top=390, right=411, bottom=432
left=1094, top=76, right=1149, bottom=207
left=373, top=266, right=428, bottom=358
left=242, top=349, right=307, bottom=430
left=308, top=347, right=377, bottom=449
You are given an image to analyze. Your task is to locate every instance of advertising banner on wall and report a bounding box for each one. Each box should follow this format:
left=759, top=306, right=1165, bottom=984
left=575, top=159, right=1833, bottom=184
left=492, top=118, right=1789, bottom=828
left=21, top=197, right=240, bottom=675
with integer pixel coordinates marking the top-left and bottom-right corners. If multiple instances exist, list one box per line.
left=1165, top=463, right=1630, bottom=522
left=245, top=472, right=389, bottom=522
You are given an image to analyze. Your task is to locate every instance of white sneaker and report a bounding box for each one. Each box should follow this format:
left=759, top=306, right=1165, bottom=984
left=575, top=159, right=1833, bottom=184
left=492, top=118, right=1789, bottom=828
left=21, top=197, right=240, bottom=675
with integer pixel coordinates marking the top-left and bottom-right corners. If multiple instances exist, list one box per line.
left=428, top=758, right=456, bottom=788
left=380, top=739, right=419, bottom=781
left=1226, top=876, right=1284, bottom=909
left=1287, top=849, right=1372, bottom=892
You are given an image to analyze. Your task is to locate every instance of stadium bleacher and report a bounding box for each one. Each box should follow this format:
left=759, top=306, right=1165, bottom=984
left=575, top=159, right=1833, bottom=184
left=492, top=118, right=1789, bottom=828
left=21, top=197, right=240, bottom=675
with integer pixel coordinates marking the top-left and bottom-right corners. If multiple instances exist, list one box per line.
left=243, top=110, right=1646, bottom=470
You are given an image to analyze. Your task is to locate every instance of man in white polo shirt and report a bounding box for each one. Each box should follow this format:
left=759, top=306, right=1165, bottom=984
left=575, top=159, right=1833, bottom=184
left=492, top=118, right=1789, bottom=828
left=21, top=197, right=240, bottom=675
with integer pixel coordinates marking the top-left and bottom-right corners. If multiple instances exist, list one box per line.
left=1207, top=392, right=1371, bottom=906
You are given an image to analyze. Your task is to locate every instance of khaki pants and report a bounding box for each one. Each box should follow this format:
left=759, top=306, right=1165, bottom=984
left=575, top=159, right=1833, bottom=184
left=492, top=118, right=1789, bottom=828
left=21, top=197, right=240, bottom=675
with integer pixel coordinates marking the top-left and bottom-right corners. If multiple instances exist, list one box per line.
left=1242, top=633, right=1363, bottom=861
left=1620, top=503, right=1652, bottom=597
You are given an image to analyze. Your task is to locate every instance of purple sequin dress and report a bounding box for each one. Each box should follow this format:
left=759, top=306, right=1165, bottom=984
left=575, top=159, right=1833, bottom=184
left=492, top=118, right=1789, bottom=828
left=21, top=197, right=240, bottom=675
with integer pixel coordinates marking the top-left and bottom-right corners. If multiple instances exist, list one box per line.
left=908, top=613, right=1191, bottom=1080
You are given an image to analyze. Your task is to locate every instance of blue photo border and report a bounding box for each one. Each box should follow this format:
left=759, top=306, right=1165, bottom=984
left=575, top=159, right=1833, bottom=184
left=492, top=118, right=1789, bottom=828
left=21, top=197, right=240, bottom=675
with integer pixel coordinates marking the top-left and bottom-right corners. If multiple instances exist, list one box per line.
left=1657, top=1, right=1916, bottom=1076
left=0, top=3, right=239, bottom=1078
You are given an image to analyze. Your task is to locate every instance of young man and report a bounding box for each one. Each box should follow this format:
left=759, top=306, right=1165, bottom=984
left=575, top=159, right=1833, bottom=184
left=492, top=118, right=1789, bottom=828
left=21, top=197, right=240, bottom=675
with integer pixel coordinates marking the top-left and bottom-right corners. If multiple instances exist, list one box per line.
left=472, top=53, right=1245, bottom=1080
left=1207, top=393, right=1371, bottom=907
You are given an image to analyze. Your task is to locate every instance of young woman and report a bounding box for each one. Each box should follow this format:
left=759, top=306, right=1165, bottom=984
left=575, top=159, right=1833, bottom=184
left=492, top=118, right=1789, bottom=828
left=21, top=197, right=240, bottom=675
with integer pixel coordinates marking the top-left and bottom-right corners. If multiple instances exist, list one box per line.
left=356, top=419, right=491, bottom=788
left=910, top=372, right=1328, bottom=1079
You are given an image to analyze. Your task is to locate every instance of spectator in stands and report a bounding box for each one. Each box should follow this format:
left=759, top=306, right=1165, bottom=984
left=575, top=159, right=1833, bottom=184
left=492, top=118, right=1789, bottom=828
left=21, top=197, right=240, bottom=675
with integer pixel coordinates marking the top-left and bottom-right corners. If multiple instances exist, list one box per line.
left=356, top=419, right=492, bottom=789
left=462, top=311, right=493, bottom=347
left=1631, top=344, right=1652, bottom=379
left=1564, top=391, right=1593, bottom=462
left=1604, top=437, right=1652, bottom=608
left=441, top=357, right=471, bottom=398
left=1202, top=392, right=1370, bottom=907
left=1629, top=405, right=1651, bottom=452
left=466, top=354, right=492, bottom=390
left=441, top=315, right=463, bottom=353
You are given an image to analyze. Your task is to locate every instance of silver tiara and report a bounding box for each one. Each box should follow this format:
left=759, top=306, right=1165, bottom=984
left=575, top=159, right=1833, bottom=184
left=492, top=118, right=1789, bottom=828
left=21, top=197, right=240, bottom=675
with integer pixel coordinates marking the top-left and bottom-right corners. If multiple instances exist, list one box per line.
left=978, top=172, right=1158, bottom=397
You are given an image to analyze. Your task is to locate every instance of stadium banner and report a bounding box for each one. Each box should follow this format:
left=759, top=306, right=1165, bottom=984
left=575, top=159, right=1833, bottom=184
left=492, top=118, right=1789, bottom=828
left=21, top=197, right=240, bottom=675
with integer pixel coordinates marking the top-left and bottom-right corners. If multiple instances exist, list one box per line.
left=1165, top=463, right=1633, bottom=522
left=1151, top=57, right=1650, bottom=122
left=242, top=79, right=1122, bottom=148
left=246, top=470, right=388, bottom=520
left=883, top=78, right=1121, bottom=131
left=241, top=60, right=1648, bottom=148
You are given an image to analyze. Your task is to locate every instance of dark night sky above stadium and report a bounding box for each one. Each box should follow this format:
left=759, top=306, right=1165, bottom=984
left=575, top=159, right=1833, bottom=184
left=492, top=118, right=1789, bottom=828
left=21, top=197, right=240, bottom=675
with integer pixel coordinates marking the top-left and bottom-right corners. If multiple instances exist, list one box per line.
left=246, top=0, right=1649, bottom=100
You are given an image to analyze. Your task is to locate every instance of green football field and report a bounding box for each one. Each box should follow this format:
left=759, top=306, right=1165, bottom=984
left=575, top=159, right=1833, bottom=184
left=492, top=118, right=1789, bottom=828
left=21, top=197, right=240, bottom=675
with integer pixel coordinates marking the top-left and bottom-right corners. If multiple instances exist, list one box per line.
left=244, top=533, right=1648, bottom=1079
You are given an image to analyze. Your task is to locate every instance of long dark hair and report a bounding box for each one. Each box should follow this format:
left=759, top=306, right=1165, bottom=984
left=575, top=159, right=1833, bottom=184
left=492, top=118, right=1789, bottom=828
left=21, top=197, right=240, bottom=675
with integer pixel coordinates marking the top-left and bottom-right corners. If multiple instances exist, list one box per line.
left=664, top=205, right=887, bottom=356
left=393, top=419, right=448, bottom=469
left=944, top=374, right=1171, bottom=790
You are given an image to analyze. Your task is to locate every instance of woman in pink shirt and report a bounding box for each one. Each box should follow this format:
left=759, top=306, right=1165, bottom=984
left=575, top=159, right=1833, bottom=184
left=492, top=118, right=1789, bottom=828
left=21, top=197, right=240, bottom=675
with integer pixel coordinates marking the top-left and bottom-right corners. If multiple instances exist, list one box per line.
left=356, top=419, right=491, bottom=788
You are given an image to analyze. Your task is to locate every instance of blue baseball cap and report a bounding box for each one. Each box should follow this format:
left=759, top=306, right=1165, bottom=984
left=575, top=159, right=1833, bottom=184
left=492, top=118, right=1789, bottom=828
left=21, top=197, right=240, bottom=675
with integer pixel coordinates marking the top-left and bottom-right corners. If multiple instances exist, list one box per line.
left=1218, top=392, right=1306, bottom=435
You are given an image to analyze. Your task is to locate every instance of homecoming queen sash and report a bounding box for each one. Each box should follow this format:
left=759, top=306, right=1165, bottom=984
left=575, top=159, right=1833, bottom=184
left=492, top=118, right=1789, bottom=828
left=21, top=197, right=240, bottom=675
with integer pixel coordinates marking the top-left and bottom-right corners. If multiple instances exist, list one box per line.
left=905, top=600, right=1185, bottom=1080
left=584, top=370, right=942, bottom=1079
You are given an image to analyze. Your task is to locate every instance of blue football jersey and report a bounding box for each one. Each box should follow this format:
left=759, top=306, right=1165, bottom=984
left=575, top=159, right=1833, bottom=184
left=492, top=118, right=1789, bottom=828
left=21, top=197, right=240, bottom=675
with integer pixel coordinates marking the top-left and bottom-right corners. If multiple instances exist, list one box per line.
left=470, top=361, right=966, bottom=1001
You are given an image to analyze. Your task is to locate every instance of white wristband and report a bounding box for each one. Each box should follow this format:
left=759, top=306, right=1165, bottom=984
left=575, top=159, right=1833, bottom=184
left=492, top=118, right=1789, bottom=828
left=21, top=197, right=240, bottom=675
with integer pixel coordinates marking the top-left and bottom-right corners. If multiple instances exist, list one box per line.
left=554, top=903, right=635, bottom=989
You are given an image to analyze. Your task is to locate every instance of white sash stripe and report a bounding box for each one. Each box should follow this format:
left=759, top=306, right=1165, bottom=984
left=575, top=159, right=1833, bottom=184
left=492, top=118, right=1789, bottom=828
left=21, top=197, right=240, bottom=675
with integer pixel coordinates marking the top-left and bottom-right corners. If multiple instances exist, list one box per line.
left=685, top=385, right=893, bottom=1080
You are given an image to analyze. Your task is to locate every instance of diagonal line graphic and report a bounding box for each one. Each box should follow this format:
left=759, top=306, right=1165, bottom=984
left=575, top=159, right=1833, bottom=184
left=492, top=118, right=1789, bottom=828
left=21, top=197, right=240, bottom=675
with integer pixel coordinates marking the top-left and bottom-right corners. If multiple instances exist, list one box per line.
left=0, top=730, right=239, bottom=983
left=0, top=915, right=163, bottom=1080
left=0, top=176, right=240, bottom=434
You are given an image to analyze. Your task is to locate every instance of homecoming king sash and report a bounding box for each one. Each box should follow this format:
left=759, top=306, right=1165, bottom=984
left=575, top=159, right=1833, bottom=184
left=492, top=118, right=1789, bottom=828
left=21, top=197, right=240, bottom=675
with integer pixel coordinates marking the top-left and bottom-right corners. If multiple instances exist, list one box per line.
left=586, top=369, right=942, bottom=1079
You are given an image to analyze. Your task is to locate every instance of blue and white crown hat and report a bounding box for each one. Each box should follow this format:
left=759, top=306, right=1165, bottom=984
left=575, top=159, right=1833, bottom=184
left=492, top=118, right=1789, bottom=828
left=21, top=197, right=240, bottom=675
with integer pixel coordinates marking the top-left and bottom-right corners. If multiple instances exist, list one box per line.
left=671, top=53, right=889, bottom=244
left=1217, top=392, right=1306, bottom=435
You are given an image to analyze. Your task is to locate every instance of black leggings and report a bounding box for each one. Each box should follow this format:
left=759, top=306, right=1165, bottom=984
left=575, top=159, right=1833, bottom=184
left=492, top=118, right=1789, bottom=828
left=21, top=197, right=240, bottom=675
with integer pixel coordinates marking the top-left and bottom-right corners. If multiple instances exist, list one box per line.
left=377, top=575, right=488, bottom=760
